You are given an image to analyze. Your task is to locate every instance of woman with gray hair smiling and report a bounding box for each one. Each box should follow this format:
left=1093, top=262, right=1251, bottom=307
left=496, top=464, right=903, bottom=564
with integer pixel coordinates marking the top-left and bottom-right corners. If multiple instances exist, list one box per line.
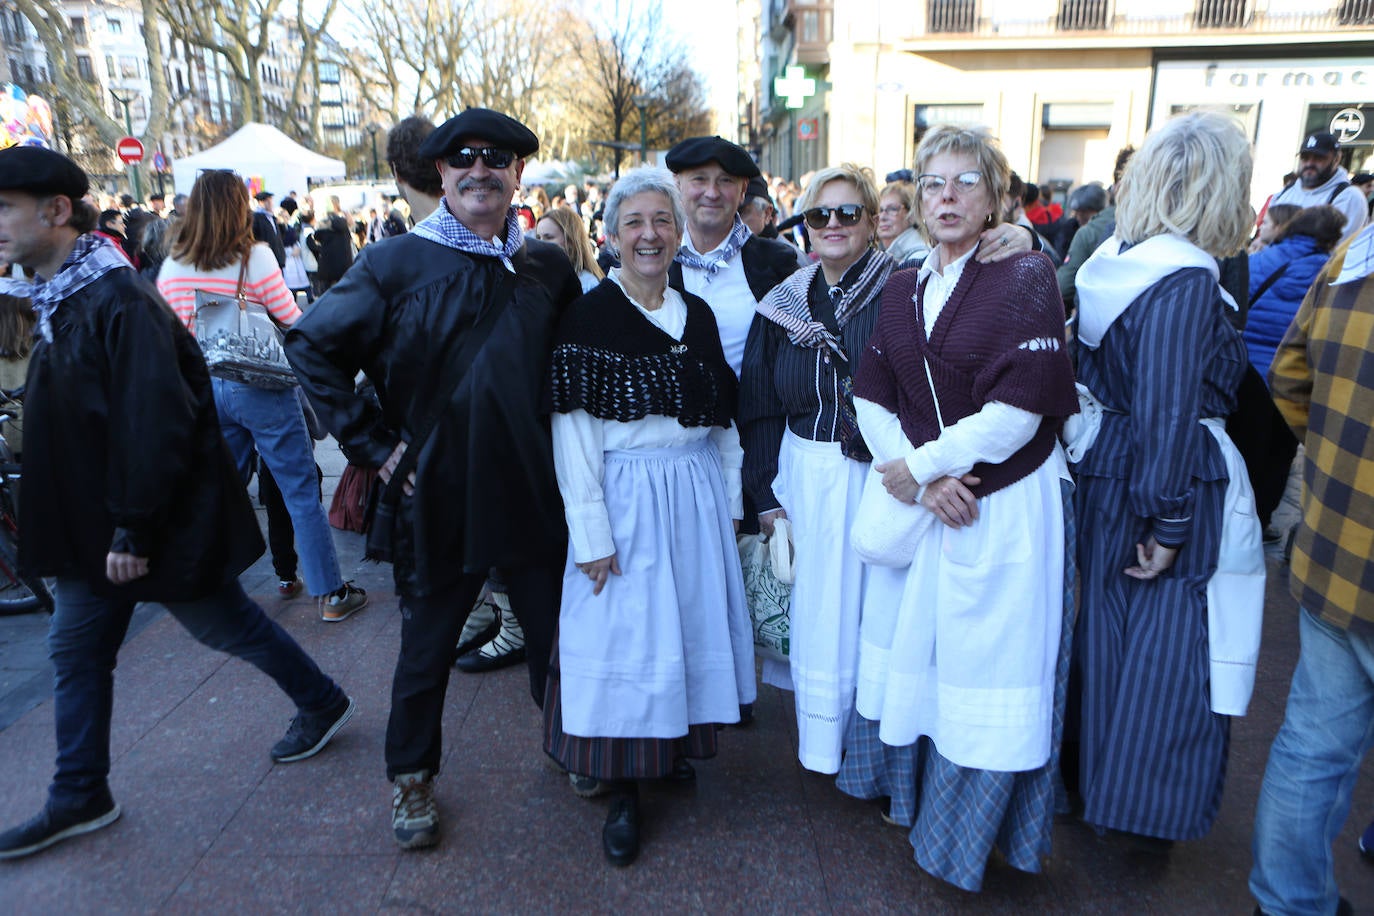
left=1072, top=111, right=1263, bottom=850
left=542, top=167, right=756, bottom=867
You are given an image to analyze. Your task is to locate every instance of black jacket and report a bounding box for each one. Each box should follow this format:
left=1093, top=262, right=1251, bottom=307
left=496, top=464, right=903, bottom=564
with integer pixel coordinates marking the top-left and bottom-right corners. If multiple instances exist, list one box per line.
left=285, top=234, right=581, bottom=596
left=308, top=214, right=355, bottom=284
left=252, top=209, right=286, bottom=268
left=19, top=268, right=264, bottom=599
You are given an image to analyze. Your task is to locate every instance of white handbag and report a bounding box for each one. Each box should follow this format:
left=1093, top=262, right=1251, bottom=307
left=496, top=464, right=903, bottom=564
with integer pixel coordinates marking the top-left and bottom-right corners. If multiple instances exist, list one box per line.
left=850, top=357, right=942, bottom=568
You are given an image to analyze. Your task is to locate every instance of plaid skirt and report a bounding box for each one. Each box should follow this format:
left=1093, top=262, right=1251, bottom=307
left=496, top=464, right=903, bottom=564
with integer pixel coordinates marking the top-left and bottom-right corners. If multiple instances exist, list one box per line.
left=836, top=478, right=1078, bottom=892
left=543, top=637, right=720, bottom=781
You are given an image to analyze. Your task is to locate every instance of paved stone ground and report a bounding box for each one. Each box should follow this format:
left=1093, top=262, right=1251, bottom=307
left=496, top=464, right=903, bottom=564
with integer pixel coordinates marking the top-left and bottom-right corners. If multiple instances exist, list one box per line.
left=0, top=444, right=1371, bottom=913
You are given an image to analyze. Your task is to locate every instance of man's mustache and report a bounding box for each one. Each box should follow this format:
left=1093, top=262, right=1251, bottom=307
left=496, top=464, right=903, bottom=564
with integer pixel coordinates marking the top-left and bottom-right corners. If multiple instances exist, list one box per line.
left=459, top=177, right=505, bottom=192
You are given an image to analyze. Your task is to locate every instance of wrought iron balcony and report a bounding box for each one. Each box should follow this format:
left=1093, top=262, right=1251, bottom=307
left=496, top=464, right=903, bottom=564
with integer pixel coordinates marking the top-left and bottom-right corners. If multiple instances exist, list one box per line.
left=923, top=0, right=1374, bottom=36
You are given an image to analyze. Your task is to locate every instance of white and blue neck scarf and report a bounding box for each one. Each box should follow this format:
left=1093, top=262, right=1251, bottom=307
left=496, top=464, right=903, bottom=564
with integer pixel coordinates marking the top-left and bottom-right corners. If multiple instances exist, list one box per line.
left=676, top=216, right=752, bottom=277
left=756, top=248, right=894, bottom=361
left=410, top=199, right=524, bottom=273
left=0, top=233, right=132, bottom=343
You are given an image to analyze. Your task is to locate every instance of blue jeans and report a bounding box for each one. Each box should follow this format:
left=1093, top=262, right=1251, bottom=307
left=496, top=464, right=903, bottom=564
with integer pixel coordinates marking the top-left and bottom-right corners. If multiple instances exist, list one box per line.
left=213, top=378, right=342, bottom=597
left=47, top=577, right=342, bottom=809
left=1250, top=608, right=1374, bottom=915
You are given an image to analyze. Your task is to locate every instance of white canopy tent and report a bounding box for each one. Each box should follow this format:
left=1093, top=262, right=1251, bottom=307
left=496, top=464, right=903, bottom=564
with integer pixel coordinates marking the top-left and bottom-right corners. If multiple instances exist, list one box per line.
left=171, top=123, right=347, bottom=197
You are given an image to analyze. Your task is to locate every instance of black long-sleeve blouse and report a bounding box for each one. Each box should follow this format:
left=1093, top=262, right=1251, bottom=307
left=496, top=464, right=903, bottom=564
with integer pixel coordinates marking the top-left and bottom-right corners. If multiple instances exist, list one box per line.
left=738, top=254, right=887, bottom=514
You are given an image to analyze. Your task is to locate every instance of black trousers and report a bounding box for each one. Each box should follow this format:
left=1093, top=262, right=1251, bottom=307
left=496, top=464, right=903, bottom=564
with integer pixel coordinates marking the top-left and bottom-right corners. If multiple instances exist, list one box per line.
left=384, top=564, right=561, bottom=780
left=1226, top=364, right=1299, bottom=530
left=257, top=460, right=324, bottom=582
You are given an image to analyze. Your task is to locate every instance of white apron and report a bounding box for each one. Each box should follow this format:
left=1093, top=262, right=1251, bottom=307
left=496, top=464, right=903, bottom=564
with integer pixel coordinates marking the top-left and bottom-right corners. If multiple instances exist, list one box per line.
left=856, top=447, right=1069, bottom=772
left=558, top=440, right=756, bottom=739
left=770, top=429, right=870, bottom=773
left=1201, top=418, right=1267, bottom=716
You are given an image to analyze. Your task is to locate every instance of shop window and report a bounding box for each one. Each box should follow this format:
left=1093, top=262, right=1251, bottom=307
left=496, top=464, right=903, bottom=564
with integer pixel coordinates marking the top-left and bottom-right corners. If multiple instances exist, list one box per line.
left=914, top=103, right=985, bottom=148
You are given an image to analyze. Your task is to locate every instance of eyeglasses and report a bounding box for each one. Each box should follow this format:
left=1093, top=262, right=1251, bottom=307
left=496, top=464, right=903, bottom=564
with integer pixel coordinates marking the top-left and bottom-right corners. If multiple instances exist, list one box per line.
left=877, top=204, right=908, bottom=216
left=916, top=171, right=983, bottom=196
left=802, top=204, right=866, bottom=230
left=445, top=147, right=516, bottom=170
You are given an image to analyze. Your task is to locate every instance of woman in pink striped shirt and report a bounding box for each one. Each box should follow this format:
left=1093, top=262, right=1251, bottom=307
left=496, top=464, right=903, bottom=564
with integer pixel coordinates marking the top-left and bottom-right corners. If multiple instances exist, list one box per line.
left=157, top=170, right=365, bottom=621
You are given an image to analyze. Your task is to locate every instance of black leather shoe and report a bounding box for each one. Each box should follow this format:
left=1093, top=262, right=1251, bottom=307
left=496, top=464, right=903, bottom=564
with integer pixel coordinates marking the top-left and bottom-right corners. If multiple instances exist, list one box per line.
left=454, top=645, right=526, bottom=673
left=665, top=757, right=696, bottom=783
left=602, top=793, right=640, bottom=866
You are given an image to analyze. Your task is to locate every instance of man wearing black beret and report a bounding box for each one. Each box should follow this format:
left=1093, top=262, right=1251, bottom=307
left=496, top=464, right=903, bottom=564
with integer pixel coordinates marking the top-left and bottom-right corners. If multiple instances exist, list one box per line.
left=665, top=136, right=800, bottom=385
left=285, top=108, right=581, bottom=850
left=0, top=146, right=353, bottom=860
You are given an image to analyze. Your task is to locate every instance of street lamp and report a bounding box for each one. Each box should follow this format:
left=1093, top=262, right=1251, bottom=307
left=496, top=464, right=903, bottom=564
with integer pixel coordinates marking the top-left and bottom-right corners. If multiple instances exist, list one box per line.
left=109, top=89, right=143, bottom=202
left=365, top=124, right=380, bottom=182
left=633, top=94, right=651, bottom=166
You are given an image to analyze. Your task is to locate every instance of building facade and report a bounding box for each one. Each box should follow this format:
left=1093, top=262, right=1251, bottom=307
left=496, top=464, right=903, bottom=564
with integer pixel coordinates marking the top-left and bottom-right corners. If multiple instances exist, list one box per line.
left=1, top=0, right=376, bottom=191
left=753, top=0, right=1374, bottom=206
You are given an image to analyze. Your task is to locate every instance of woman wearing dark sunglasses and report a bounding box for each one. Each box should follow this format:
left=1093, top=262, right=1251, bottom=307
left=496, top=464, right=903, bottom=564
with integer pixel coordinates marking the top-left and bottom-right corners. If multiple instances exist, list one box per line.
left=836, top=125, right=1078, bottom=891
left=739, top=163, right=893, bottom=776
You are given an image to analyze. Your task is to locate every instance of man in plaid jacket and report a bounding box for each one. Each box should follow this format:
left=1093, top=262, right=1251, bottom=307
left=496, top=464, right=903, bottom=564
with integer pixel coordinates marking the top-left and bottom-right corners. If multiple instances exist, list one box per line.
left=1250, top=224, right=1374, bottom=916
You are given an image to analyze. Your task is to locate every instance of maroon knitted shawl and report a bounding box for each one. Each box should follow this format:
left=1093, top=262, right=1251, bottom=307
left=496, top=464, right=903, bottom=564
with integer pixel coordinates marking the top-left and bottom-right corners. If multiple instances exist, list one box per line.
left=854, top=250, right=1078, bottom=498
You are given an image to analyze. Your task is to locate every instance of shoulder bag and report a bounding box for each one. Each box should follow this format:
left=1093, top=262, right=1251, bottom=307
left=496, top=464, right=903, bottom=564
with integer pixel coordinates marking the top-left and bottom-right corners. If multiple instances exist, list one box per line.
left=195, top=252, right=298, bottom=391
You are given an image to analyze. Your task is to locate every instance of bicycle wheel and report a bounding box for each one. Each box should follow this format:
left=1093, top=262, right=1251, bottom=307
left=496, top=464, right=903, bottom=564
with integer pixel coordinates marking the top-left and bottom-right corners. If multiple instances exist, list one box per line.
left=0, top=519, right=45, bottom=615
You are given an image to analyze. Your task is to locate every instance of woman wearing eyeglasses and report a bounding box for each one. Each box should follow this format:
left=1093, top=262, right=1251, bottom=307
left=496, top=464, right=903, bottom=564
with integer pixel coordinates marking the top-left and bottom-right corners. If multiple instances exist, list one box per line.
left=875, top=181, right=930, bottom=267
left=835, top=125, right=1078, bottom=891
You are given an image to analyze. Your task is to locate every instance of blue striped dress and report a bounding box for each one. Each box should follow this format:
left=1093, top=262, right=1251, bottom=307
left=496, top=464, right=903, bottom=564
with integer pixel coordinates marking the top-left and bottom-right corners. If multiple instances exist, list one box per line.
left=1073, top=267, right=1246, bottom=841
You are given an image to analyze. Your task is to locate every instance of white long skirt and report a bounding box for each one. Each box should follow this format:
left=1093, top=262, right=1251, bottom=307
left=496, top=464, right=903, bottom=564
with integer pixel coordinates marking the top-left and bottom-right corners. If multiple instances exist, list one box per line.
left=769, top=430, right=870, bottom=774
left=558, top=439, right=757, bottom=739
left=855, top=447, right=1068, bottom=773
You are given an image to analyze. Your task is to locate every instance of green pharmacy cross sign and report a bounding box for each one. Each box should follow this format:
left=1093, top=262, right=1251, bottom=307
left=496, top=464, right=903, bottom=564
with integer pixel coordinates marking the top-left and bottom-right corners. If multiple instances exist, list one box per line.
left=774, top=66, right=816, bottom=110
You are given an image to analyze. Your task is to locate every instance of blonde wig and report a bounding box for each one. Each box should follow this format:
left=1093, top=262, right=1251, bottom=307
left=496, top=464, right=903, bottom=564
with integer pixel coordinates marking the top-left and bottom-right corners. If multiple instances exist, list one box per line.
left=1114, top=111, right=1254, bottom=257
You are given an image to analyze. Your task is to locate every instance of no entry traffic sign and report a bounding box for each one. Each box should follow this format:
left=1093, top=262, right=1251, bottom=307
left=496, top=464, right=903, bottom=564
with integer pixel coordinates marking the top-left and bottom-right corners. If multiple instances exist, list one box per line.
left=116, top=136, right=144, bottom=164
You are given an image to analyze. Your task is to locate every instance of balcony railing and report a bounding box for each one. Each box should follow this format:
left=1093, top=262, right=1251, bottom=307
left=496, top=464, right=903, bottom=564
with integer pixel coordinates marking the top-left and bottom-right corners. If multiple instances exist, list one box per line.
left=924, top=0, right=1371, bottom=36
left=1058, top=0, right=1110, bottom=30
left=1194, top=0, right=1249, bottom=28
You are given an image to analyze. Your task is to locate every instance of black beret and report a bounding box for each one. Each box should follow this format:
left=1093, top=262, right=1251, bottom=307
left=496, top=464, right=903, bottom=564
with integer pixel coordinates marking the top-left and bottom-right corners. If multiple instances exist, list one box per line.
left=665, top=136, right=759, bottom=178
left=744, top=175, right=772, bottom=205
left=254, top=190, right=274, bottom=201
left=417, top=108, right=539, bottom=160
left=0, top=146, right=89, bottom=199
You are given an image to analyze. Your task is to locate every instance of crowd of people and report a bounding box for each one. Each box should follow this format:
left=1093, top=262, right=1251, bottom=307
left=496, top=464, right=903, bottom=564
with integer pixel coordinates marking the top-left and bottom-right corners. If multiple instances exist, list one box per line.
left=0, top=105, right=1371, bottom=916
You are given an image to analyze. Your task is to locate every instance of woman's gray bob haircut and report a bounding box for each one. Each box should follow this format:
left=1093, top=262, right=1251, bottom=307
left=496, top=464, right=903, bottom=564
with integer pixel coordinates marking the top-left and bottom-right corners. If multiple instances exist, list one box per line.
left=1115, top=111, right=1255, bottom=257
left=604, top=167, right=687, bottom=239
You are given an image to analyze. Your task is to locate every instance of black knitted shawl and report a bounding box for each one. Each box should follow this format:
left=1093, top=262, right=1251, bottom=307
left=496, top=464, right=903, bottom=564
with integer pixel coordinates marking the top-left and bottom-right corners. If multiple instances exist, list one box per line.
left=549, top=278, right=737, bottom=428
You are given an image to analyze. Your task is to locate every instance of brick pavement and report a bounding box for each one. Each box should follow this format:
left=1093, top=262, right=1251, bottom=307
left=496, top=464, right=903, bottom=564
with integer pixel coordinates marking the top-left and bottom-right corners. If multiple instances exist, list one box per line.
left=0, top=443, right=1371, bottom=913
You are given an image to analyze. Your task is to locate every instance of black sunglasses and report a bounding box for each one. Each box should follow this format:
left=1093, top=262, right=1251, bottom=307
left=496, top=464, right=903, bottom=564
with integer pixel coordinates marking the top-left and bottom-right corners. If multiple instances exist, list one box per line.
left=445, top=147, right=516, bottom=170
left=802, top=204, right=866, bottom=230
